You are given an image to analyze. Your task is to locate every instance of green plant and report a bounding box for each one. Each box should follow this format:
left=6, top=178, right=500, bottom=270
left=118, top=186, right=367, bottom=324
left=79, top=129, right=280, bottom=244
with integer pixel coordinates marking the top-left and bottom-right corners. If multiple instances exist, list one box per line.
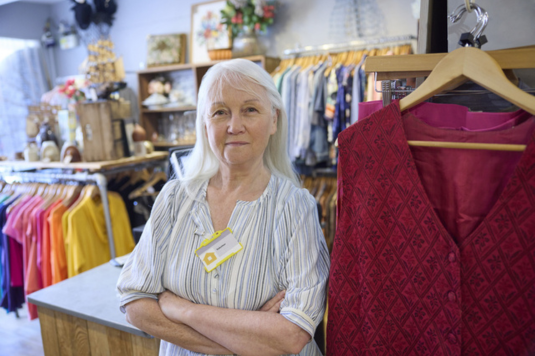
left=221, top=0, right=276, bottom=38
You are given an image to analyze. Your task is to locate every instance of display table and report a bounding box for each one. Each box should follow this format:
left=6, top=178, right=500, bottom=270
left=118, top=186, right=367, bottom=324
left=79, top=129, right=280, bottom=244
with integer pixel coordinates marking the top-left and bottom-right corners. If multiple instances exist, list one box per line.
left=28, top=263, right=160, bottom=356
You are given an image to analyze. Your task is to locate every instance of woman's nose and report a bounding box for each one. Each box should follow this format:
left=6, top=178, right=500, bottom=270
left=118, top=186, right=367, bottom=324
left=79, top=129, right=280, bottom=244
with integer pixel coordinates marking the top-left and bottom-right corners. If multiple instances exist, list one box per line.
left=227, top=113, right=245, bottom=134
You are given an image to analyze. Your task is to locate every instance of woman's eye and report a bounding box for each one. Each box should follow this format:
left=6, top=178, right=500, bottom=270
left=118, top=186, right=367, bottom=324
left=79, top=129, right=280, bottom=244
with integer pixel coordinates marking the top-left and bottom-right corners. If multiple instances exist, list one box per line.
left=213, top=110, right=226, bottom=116
left=245, top=107, right=258, bottom=113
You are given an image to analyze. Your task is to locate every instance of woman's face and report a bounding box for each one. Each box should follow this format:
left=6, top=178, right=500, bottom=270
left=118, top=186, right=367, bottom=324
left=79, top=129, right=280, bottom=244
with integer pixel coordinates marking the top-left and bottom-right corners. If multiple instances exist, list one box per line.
left=205, top=80, right=277, bottom=170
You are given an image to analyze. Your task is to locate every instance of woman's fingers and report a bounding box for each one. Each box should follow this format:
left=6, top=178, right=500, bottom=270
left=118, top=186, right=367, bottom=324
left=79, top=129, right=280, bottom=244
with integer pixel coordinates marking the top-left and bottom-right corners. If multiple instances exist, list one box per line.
left=259, top=290, right=286, bottom=312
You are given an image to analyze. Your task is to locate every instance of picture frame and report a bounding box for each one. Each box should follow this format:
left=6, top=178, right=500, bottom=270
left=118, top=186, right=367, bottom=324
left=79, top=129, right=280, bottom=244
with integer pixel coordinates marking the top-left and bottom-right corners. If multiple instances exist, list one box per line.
left=190, top=0, right=231, bottom=63
left=147, top=33, right=187, bottom=67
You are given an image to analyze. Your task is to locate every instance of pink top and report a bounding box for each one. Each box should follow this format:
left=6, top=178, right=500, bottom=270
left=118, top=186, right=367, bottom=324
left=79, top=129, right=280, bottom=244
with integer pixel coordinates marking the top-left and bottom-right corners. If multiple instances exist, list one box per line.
left=358, top=100, right=529, bottom=132
left=25, top=204, right=44, bottom=320
left=2, top=196, right=32, bottom=244
left=3, top=196, right=32, bottom=287
left=19, top=197, right=43, bottom=284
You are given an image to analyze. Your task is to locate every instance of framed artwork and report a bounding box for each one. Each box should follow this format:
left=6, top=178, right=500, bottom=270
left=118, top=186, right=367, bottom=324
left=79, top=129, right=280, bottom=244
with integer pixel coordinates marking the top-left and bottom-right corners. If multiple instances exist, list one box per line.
left=147, top=33, right=187, bottom=67
left=190, top=0, right=231, bottom=63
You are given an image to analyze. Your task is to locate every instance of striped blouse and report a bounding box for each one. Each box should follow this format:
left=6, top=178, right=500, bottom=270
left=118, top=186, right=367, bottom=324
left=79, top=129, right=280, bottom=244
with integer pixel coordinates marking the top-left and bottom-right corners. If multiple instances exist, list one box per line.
left=117, top=174, right=330, bottom=356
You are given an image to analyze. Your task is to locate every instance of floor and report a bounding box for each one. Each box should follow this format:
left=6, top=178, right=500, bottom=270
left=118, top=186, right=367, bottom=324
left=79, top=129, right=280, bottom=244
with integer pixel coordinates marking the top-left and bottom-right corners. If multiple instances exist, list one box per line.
left=0, top=306, right=44, bottom=356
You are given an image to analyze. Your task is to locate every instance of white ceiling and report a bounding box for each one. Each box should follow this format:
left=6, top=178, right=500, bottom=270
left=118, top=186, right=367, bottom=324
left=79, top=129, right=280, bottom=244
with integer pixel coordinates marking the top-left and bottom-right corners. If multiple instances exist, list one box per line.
left=0, top=0, right=66, bottom=6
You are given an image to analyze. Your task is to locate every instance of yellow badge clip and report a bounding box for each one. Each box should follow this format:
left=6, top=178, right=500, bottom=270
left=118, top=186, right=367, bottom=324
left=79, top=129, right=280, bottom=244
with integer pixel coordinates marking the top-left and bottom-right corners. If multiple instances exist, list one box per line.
left=195, top=228, right=243, bottom=273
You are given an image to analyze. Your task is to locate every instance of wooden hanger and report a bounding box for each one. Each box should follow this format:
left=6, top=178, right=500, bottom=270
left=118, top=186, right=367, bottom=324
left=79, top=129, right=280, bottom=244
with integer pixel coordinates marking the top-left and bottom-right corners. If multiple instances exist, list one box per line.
left=120, top=169, right=151, bottom=190
left=128, top=171, right=167, bottom=200
left=398, top=46, right=535, bottom=152
left=40, top=184, right=59, bottom=210
left=365, top=45, right=535, bottom=81
left=63, top=185, right=83, bottom=208
left=334, top=46, right=535, bottom=151
left=324, top=53, right=338, bottom=77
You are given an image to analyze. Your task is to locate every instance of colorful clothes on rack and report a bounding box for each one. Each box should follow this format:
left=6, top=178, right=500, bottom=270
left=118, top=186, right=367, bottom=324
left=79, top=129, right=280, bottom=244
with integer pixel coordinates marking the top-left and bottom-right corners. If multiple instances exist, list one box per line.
left=329, top=100, right=535, bottom=355
left=333, top=65, right=354, bottom=142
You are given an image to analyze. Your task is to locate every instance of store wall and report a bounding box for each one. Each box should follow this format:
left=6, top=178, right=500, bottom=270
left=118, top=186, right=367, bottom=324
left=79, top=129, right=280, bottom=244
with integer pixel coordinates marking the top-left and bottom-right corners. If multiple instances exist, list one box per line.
left=0, top=1, right=51, bottom=40
left=447, top=0, right=535, bottom=51
left=447, top=0, right=535, bottom=86
left=47, top=0, right=418, bottom=92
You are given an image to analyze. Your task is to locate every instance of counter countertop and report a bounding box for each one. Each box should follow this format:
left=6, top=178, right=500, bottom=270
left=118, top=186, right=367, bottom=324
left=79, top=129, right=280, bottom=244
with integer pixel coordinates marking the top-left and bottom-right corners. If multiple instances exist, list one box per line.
left=28, top=260, right=151, bottom=338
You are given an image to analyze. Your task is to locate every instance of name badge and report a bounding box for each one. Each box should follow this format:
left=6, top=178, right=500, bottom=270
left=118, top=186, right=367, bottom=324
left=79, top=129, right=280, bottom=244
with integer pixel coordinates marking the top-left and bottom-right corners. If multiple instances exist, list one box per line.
left=195, top=228, right=243, bottom=273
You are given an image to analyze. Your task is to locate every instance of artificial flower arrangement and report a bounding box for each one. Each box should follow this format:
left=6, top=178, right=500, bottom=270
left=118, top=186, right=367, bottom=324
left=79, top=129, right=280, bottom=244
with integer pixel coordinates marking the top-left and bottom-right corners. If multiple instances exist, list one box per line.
left=58, top=78, right=87, bottom=102
left=220, top=0, right=276, bottom=38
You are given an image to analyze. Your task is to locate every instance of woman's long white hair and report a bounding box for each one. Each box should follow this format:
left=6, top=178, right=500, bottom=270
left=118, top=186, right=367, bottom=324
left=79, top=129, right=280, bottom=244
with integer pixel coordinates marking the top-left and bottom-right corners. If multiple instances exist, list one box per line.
left=179, top=58, right=298, bottom=195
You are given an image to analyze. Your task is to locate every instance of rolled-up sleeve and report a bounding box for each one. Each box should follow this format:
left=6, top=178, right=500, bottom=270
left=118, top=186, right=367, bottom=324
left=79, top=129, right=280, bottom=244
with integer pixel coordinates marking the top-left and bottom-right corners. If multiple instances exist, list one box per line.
left=278, top=191, right=331, bottom=339
left=116, top=180, right=180, bottom=312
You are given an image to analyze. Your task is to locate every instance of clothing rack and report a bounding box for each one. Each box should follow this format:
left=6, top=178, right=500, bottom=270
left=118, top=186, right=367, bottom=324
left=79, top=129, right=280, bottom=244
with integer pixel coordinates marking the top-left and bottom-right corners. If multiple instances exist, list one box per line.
left=282, top=34, right=417, bottom=57
left=0, top=171, right=123, bottom=266
left=0, top=154, right=168, bottom=267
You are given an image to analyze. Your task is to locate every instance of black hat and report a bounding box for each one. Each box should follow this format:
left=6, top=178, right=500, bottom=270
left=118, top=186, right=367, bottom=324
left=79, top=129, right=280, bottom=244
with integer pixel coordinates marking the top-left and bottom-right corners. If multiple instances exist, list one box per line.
left=94, top=0, right=117, bottom=15
left=71, top=0, right=92, bottom=30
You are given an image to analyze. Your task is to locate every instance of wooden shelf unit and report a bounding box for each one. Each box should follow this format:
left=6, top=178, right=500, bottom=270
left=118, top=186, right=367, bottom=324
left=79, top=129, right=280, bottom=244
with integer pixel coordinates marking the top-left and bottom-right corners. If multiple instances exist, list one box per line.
left=137, top=55, right=280, bottom=146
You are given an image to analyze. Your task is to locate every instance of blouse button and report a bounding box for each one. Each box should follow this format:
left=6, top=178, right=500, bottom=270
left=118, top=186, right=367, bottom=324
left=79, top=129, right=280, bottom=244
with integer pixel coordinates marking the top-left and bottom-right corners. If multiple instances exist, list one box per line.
left=448, top=252, right=456, bottom=262
left=448, top=291, right=457, bottom=302
left=447, top=333, right=457, bottom=344
left=212, top=288, right=217, bottom=294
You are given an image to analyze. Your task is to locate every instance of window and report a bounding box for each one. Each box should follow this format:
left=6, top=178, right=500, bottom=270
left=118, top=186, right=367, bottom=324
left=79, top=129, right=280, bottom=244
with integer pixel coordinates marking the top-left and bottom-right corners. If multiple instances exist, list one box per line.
left=0, top=37, right=50, bottom=159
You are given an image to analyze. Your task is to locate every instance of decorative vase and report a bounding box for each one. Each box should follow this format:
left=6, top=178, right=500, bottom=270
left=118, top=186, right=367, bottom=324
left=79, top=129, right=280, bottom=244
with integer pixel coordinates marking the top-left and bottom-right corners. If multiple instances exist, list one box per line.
left=232, top=27, right=264, bottom=58
left=24, top=142, right=39, bottom=162
left=40, top=141, right=60, bottom=162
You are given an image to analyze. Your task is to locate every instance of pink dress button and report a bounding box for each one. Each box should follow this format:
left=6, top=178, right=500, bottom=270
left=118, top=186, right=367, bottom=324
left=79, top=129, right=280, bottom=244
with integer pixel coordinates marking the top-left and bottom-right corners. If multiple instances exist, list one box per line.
left=448, top=252, right=456, bottom=262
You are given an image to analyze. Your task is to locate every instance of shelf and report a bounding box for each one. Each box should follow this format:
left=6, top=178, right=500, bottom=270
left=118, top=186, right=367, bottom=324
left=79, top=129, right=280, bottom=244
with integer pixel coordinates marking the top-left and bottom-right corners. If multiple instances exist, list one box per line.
left=142, top=106, right=197, bottom=113
left=0, top=152, right=168, bottom=172
left=138, top=62, right=193, bottom=74
left=137, top=55, right=274, bottom=75
left=153, top=142, right=195, bottom=148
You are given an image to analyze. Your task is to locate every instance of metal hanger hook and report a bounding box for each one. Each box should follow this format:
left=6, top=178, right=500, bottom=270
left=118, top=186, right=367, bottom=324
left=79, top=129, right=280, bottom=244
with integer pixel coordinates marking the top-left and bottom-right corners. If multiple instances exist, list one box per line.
left=449, top=3, right=489, bottom=38
left=449, top=2, right=489, bottom=47
left=465, top=0, right=473, bottom=13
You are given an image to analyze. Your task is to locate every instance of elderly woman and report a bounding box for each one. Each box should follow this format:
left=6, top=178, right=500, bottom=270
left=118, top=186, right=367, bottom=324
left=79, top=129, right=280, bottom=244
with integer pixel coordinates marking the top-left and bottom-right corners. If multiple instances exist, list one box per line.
left=117, top=59, right=330, bottom=356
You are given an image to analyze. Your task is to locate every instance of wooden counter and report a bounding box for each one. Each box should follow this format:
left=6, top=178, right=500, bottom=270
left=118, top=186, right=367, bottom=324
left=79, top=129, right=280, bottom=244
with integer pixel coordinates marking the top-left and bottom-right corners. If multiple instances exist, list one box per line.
left=28, top=262, right=160, bottom=356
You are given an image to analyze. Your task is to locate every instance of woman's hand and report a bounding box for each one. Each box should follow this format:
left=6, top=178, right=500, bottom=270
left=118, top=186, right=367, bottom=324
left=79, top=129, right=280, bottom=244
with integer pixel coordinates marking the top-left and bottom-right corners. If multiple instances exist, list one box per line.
left=258, top=290, right=286, bottom=313
left=158, top=290, right=193, bottom=323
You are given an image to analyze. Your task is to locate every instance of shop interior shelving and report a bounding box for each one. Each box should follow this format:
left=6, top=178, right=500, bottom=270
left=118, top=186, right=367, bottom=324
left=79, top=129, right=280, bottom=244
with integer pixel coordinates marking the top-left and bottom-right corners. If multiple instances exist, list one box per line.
left=138, top=55, right=280, bottom=149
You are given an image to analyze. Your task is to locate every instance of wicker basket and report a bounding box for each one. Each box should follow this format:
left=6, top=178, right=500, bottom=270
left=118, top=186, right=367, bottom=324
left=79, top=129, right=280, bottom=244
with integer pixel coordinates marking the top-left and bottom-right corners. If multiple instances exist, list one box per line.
left=207, top=49, right=233, bottom=61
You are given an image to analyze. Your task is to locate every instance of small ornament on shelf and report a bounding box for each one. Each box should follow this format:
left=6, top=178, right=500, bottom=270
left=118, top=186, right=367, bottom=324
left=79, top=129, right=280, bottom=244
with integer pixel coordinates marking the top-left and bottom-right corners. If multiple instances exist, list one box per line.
left=84, top=38, right=125, bottom=84
left=220, top=0, right=277, bottom=57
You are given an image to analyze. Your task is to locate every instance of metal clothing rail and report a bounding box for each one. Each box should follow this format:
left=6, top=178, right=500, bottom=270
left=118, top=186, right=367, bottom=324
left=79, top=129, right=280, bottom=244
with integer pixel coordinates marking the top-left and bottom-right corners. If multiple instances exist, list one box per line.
left=0, top=155, right=168, bottom=267
left=282, top=34, right=417, bottom=57
left=0, top=171, right=122, bottom=267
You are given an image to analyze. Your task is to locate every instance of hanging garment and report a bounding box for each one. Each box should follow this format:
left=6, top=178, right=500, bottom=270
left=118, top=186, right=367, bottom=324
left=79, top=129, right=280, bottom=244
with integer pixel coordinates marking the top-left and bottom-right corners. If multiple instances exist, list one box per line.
left=350, top=54, right=367, bottom=124
left=328, top=100, right=535, bottom=355
left=0, top=200, right=24, bottom=313
left=49, top=202, right=70, bottom=284
left=24, top=202, right=44, bottom=319
left=41, top=199, right=62, bottom=288
left=65, top=192, right=134, bottom=277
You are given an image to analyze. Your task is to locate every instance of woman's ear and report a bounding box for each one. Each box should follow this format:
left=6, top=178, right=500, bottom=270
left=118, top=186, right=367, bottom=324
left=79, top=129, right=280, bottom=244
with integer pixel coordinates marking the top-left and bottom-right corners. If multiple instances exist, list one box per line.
left=270, top=109, right=279, bottom=135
